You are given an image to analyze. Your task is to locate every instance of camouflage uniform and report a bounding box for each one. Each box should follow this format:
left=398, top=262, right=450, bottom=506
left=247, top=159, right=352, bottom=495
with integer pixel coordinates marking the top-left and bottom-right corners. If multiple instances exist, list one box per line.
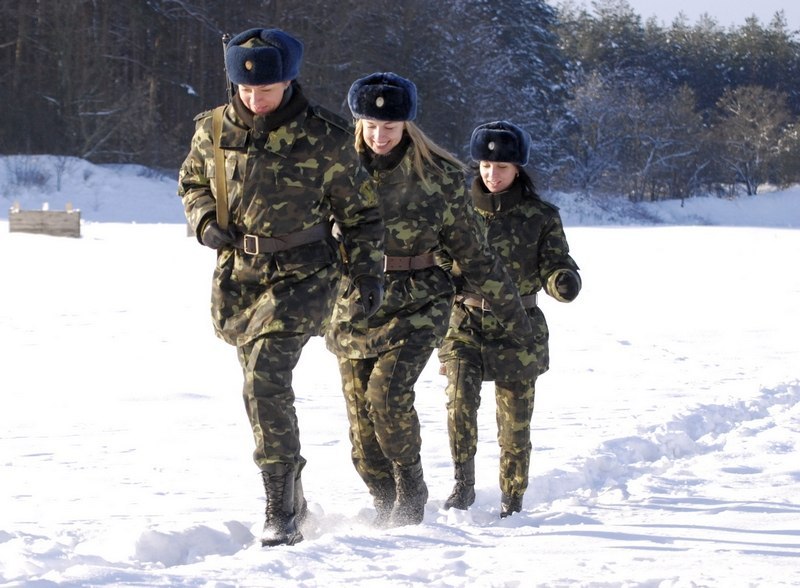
left=325, top=141, right=532, bottom=522
left=438, top=177, right=580, bottom=501
left=178, top=84, right=384, bottom=471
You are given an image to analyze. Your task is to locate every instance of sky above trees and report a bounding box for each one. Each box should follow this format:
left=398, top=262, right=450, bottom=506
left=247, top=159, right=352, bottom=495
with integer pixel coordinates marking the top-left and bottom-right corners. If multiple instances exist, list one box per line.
left=566, top=0, right=800, bottom=29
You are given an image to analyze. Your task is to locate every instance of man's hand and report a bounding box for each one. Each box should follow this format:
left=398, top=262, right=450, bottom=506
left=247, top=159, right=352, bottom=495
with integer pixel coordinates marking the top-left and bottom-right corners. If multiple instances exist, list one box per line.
left=201, top=220, right=236, bottom=250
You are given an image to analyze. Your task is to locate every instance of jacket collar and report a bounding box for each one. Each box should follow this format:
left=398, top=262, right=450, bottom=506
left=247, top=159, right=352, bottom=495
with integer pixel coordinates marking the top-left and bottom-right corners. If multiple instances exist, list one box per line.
left=470, top=177, right=524, bottom=213
left=361, top=134, right=411, bottom=174
left=223, top=81, right=310, bottom=156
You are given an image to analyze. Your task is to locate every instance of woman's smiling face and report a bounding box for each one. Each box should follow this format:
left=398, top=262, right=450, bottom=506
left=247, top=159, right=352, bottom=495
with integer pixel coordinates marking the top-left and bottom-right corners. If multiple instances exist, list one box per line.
left=361, top=119, right=405, bottom=155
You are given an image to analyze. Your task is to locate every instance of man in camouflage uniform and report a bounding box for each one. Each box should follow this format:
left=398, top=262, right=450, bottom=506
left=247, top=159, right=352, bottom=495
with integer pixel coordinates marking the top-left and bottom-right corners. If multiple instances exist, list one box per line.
left=178, top=28, right=384, bottom=546
left=326, top=74, right=533, bottom=527
left=438, top=121, right=581, bottom=518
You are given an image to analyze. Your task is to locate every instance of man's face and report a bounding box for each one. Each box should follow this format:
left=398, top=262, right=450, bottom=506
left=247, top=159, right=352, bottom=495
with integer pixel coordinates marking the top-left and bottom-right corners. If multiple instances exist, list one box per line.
left=237, top=81, right=290, bottom=116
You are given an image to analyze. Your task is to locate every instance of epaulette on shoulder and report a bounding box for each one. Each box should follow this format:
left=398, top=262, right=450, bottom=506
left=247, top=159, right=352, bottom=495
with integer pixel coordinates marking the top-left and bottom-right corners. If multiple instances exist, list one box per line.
left=193, top=109, right=214, bottom=122
left=310, top=105, right=353, bottom=133
left=539, top=197, right=561, bottom=213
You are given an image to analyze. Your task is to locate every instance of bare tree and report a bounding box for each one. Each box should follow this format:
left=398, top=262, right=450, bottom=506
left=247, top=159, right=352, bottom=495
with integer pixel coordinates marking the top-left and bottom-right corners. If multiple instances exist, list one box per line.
left=559, top=72, right=628, bottom=194
left=713, top=85, right=794, bottom=195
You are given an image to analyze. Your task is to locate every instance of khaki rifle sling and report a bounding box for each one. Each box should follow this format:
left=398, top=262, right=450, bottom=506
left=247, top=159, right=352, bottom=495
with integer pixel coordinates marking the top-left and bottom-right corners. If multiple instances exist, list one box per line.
left=211, top=105, right=230, bottom=230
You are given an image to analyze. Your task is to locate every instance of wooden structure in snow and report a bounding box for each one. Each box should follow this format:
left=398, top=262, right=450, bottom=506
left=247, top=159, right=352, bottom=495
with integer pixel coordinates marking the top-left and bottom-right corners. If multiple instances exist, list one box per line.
left=8, top=202, right=81, bottom=238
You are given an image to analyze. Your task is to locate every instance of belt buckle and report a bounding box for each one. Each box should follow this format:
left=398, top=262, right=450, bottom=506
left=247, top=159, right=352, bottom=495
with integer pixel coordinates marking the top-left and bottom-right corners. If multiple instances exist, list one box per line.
left=243, top=234, right=260, bottom=255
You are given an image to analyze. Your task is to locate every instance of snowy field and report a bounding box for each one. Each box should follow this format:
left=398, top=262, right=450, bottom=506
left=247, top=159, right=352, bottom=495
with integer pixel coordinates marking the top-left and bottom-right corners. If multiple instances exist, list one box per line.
left=1, top=156, right=799, bottom=587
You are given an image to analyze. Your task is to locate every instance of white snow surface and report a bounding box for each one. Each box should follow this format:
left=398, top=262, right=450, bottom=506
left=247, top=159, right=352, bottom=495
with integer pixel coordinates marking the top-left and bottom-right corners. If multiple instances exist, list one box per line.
left=1, top=155, right=799, bottom=587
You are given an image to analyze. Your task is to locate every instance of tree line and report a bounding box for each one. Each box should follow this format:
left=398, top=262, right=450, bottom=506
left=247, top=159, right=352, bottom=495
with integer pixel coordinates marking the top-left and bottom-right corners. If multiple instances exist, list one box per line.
left=1, top=0, right=798, bottom=200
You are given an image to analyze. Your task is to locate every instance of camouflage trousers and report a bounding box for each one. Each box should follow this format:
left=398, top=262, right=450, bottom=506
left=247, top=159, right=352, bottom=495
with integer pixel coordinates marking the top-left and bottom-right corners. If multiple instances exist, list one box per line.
left=443, top=357, right=536, bottom=497
left=237, top=332, right=312, bottom=470
left=336, top=344, right=433, bottom=490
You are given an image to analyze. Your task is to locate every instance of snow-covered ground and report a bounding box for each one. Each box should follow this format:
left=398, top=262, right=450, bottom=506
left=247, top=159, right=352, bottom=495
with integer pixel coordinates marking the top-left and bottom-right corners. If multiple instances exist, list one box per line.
left=1, top=156, right=799, bottom=587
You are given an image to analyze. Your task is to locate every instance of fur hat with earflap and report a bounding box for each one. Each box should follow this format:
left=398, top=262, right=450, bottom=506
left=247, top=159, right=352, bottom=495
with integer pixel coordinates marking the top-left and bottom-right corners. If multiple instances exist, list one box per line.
left=470, top=120, right=531, bottom=166
left=347, top=72, right=417, bottom=121
left=225, top=28, right=304, bottom=86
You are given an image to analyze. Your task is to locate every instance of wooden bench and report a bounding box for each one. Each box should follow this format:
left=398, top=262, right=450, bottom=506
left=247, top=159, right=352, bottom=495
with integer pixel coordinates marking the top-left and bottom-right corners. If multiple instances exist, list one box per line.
left=8, top=202, right=81, bottom=238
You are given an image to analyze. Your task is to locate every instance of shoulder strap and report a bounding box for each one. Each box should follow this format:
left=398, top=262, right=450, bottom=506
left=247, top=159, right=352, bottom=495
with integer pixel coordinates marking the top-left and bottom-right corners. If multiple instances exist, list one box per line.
left=211, top=105, right=230, bottom=230
left=310, top=104, right=353, bottom=134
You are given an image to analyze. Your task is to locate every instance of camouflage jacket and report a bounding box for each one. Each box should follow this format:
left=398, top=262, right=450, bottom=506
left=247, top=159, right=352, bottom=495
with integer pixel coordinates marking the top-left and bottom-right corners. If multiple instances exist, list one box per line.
left=439, top=178, right=580, bottom=380
left=178, top=87, right=384, bottom=346
left=325, top=142, right=532, bottom=359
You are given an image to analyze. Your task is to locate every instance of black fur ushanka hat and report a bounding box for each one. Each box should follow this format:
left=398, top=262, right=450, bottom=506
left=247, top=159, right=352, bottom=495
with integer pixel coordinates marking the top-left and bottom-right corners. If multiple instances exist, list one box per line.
left=470, top=120, right=531, bottom=166
left=225, top=28, right=303, bottom=86
left=347, top=72, right=417, bottom=121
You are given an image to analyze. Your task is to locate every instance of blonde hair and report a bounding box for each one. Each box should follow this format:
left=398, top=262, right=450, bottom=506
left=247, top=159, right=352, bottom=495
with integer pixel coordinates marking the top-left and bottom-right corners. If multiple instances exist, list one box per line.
left=354, top=119, right=466, bottom=185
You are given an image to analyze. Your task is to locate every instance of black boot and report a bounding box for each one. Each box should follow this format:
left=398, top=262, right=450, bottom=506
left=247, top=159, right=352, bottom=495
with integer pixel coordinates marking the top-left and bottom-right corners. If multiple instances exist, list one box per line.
left=500, top=492, right=523, bottom=518
left=261, top=463, right=303, bottom=546
left=389, top=458, right=428, bottom=527
left=368, top=476, right=396, bottom=528
left=444, top=459, right=476, bottom=510
left=294, top=468, right=308, bottom=527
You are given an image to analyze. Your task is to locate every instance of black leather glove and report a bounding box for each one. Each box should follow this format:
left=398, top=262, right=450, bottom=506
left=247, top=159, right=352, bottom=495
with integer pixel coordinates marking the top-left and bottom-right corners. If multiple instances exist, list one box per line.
left=353, top=275, right=384, bottom=319
left=201, top=220, right=236, bottom=250
left=547, top=269, right=581, bottom=302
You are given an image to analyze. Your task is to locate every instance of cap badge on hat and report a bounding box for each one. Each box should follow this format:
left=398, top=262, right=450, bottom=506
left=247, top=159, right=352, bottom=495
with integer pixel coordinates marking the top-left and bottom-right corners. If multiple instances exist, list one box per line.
left=347, top=72, right=417, bottom=121
left=470, top=121, right=530, bottom=166
left=225, top=28, right=304, bottom=86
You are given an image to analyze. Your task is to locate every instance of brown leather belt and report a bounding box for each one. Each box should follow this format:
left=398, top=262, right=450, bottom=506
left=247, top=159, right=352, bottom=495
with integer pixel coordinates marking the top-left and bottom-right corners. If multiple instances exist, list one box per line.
left=456, top=292, right=538, bottom=310
left=235, top=222, right=330, bottom=255
left=384, top=252, right=437, bottom=272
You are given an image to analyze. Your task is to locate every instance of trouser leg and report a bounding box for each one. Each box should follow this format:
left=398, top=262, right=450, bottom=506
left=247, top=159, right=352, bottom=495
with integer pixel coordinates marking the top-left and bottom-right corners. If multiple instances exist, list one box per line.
left=343, top=344, right=433, bottom=526
left=495, top=378, right=536, bottom=498
left=443, top=357, right=482, bottom=509
left=237, top=332, right=311, bottom=469
left=337, top=355, right=395, bottom=520
left=444, top=357, right=483, bottom=463
left=369, top=344, right=432, bottom=526
left=337, top=345, right=433, bottom=471
left=366, top=344, right=432, bottom=464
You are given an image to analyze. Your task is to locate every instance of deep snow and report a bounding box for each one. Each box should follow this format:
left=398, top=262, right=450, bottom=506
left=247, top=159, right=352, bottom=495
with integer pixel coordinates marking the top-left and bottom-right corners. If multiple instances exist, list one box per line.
left=1, top=156, right=799, bottom=587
